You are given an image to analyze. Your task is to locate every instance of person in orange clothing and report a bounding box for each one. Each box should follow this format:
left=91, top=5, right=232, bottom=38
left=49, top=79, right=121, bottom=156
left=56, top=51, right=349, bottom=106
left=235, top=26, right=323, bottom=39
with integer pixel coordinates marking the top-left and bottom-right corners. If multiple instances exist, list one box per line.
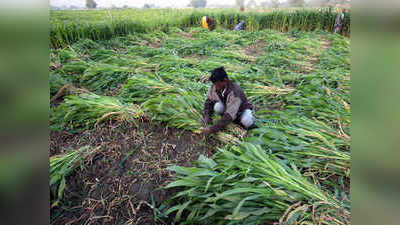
left=201, top=16, right=216, bottom=31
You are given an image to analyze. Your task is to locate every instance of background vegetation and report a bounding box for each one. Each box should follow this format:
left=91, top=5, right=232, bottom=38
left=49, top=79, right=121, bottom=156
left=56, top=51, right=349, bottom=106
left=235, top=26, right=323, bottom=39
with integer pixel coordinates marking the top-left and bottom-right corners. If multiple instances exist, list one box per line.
left=50, top=8, right=350, bottom=47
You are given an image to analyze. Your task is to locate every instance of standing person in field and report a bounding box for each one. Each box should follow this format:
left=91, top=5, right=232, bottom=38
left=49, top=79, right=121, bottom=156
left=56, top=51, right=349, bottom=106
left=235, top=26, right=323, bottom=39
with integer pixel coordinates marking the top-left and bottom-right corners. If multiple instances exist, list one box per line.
left=202, top=67, right=254, bottom=135
left=334, top=8, right=347, bottom=34
left=201, top=16, right=216, bottom=31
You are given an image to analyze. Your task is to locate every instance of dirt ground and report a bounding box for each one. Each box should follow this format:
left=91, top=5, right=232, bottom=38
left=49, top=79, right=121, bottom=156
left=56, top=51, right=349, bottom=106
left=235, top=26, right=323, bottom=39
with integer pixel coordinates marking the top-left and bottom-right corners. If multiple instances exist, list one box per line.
left=50, top=121, right=221, bottom=225
left=243, top=39, right=266, bottom=57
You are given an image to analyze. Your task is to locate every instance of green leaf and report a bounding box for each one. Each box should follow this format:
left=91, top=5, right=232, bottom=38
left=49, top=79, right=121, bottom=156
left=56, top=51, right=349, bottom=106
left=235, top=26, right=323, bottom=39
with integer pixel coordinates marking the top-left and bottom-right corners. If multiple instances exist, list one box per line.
left=225, top=212, right=251, bottom=220
left=198, top=155, right=217, bottom=168
left=174, top=200, right=192, bottom=222
left=165, top=179, right=200, bottom=188
left=232, top=194, right=263, bottom=218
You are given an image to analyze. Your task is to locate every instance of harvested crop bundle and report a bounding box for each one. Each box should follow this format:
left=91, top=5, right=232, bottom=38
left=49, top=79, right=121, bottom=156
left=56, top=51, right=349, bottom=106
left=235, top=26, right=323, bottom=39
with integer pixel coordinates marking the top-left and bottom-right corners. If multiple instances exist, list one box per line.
left=50, top=93, right=145, bottom=132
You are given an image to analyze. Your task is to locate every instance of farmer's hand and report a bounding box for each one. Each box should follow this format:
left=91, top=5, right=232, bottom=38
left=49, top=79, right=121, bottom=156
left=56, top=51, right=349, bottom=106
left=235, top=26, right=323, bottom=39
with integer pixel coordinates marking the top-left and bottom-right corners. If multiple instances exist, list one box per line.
left=203, top=126, right=212, bottom=136
left=202, top=116, right=212, bottom=126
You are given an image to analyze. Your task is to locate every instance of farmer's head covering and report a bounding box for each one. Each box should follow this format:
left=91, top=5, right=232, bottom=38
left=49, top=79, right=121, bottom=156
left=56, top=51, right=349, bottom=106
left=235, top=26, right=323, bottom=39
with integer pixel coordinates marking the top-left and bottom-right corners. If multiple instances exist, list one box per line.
left=210, top=67, right=228, bottom=83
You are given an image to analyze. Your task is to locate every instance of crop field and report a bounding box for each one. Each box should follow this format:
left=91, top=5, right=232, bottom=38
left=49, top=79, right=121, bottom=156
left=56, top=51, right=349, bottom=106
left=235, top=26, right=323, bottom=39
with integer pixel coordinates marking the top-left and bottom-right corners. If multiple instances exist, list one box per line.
left=50, top=8, right=350, bottom=225
left=50, top=8, right=350, bottom=48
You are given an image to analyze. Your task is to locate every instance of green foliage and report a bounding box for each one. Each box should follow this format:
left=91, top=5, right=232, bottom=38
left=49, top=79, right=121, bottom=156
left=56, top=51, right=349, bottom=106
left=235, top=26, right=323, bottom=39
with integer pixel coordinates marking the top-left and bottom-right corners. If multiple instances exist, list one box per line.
left=49, top=72, right=70, bottom=96
left=142, top=90, right=204, bottom=133
left=50, top=146, right=98, bottom=207
left=162, top=143, right=348, bottom=224
left=248, top=111, right=350, bottom=177
left=50, top=93, right=145, bottom=132
left=81, top=63, right=132, bottom=94
left=118, top=74, right=184, bottom=103
left=50, top=8, right=350, bottom=47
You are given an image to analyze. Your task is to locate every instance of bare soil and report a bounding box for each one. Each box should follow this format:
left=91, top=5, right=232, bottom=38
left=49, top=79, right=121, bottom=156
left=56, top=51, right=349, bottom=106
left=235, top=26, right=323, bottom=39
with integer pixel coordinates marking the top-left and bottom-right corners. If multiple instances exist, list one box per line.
left=243, top=40, right=266, bottom=57
left=50, top=121, right=221, bottom=225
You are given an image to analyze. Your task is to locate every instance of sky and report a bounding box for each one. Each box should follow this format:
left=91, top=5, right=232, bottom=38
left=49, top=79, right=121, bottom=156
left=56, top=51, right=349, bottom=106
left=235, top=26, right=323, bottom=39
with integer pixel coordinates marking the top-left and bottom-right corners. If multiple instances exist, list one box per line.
left=50, top=0, right=284, bottom=8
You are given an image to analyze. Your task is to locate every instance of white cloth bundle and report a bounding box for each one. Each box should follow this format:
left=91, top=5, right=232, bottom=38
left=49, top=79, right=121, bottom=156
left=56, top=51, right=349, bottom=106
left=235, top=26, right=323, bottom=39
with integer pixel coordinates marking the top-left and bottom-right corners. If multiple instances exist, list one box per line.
left=240, top=109, right=254, bottom=128
left=213, top=101, right=254, bottom=128
left=214, top=101, right=225, bottom=115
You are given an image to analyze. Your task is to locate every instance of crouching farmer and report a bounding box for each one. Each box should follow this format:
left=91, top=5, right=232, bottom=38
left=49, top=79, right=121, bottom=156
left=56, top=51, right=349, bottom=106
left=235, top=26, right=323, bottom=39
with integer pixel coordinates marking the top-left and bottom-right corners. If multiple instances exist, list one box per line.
left=202, top=16, right=216, bottom=31
left=202, top=67, right=254, bottom=135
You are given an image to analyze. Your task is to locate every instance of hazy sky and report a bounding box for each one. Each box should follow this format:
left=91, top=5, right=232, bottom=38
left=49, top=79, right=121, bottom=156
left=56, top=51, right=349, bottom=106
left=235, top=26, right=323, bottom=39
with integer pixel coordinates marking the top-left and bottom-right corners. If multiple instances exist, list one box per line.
left=50, top=0, right=282, bottom=8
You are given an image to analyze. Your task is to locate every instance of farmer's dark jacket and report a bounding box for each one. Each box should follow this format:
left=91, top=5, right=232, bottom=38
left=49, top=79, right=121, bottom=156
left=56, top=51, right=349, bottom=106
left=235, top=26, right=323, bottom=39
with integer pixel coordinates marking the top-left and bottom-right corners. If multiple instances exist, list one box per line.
left=204, top=80, right=252, bottom=133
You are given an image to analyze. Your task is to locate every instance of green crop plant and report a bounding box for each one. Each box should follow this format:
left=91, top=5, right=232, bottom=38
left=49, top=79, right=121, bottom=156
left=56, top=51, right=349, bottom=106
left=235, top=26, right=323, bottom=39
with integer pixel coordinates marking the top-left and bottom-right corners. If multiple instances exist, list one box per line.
left=49, top=72, right=71, bottom=97
left=151, top=55, right=194, bottom=73
left=81, top=63, right=132, bottom=94
left=142, top=90, right=204, bottom=133
left=245, top=83, right=295, bottom=106
left=50, top=146, right=99, bottom=208
left=50, top=92, right=145, bottom=132
left=50, top=8, right=350, bottom=48
left=248, top=111, right=350, bottom=177
left=118, top=74, right=185, bottom=103
left=283, top=80, right=350, bottom=127
left=163, top=142, right=348, bottom=224
left=50, top=9, right=194, bottom=47
left=60, top=60, right=89, bottom=77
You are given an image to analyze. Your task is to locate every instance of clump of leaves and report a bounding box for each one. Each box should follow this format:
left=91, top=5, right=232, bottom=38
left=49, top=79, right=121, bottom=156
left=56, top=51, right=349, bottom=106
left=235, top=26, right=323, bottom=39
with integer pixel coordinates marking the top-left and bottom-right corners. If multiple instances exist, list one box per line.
left=163, top=142, right=348, bottom=224
left=50, top=146, right=99, bottom=208
left=50, top=92, right=145, bottom=132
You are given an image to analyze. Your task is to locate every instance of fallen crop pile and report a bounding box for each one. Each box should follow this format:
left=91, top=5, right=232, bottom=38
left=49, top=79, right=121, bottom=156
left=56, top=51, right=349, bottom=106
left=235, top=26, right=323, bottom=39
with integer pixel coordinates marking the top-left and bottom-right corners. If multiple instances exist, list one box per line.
left=50, top=146, right=99, bottom=208
left=50, top=92, right=146, bottom=132
left=163, top=142, right=349, bottom=224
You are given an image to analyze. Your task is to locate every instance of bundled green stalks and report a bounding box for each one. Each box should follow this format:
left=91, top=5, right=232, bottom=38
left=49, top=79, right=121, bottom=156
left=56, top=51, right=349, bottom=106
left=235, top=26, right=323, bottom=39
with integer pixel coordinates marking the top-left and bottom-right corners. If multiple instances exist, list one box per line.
left=142, top=90, right=204, bottom=133
left=245, top=83, right=295, bottom=107
left=118, top=74, right=183, bottom=103
left=50, top=146, right=99, bottom=207
left=248, top=111, right=350, bottom=177
left=81, top=63, right=132, bottom=94
left=163, top=142, right=348, bottom=224
left=142, top=90, right=247, bottom=144
left=215, top=129, right=242, bottom=145
left=284, top=78, right=350, bottom=127
left=49, top=72, right=71, bottom=97
left=50, top=93, right=145, bottom=132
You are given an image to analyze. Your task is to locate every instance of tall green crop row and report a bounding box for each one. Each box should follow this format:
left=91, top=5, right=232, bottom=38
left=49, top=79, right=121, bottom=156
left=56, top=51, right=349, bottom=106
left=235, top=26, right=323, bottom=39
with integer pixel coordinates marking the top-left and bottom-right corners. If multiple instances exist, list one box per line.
left=192, top=8, right=349, bottom=33
left=50, top=8, right=350, bottom=48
